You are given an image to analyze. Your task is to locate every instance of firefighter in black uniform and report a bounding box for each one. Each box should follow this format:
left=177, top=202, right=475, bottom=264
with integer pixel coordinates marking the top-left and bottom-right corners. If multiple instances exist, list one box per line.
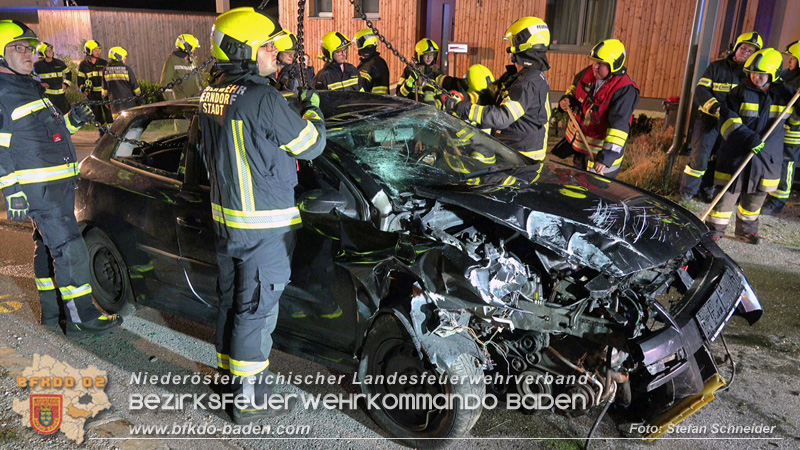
left=706, top=48, right=797, bottom=244
left=0, top=20, right=122, bottom=334
left=762, top=40, right=800, bottom=215
left=77, top=40, right=112, bottom=140
left=33, top=42, right=71, bottom=113
left=354, top=29, right=389, bottom=94
left=201, top=7, right=325, bottom=422
left=444, top=17, right=552, bottom=162
left=102, top=46, right=141, bottom=120
left=273, top=32, right=315, bottom=91
left=553, top=39, right=640, bottom=178
left=312, top=31, right=362, bottom=91
left=397, top=38, right=445, bottom=104
left=680, top=32, right=762, bottom=202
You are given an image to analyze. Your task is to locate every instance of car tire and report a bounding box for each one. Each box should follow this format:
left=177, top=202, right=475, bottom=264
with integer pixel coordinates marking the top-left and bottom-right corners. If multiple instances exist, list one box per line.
left=358, top=314, right=484, bottom=448
left=84, top=227, right=133, bottom=314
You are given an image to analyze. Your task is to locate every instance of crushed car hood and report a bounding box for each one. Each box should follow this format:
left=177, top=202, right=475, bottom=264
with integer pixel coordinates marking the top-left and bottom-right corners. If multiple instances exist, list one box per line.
left=415, top=163, right=705, bottom=277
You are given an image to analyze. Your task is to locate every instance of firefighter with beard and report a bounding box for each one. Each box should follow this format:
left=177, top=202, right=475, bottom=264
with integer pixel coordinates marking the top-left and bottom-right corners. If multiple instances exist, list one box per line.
left=443, top=17, right=552, bottom=162
left=201, top=7, right=325, bottom=423
left=0, top=20, right=122, bottom=334
left=159, top=33, right=202, bottom=100
left=762, top=40, right=800, bottom=215
left=680, top=32, right=762, bottom=202
left=33, top=42, right=70, bottom=113
left=705, top=48, right=797, bottom=244
left=397, top=38, right=444, bottom=104
left=273, top=32, right=315, bottom=91
left=354, top=29, right=389, bottom=94
left=312, top=31, right=362, bottom=91
left=77, top=39, right=112, bottom=140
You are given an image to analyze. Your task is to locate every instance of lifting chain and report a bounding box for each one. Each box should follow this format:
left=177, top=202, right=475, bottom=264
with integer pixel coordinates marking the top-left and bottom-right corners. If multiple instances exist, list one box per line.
left=346, top=0, right=454, bottom=99
left=296, top=0, right=308, bottom=88
left=80, top=56, right=216, bottom=147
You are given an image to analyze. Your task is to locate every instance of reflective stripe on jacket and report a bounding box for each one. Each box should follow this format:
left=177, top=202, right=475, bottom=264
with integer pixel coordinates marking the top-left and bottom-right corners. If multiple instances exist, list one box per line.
left=102, top=61, right=141, bottom=115
left=312, top=62, right=362, bottom=92
left=77, top=57, right=107, bottom=98
left=695, top=56, right=744, bottom=116
left=357, top=53, right=390, bottom=94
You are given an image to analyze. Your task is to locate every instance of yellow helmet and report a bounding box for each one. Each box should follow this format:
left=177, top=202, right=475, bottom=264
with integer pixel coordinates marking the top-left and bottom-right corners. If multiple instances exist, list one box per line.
left=783, top=40, right=800, bottom=61
left=35, top=41, right=52, bottom=58
left=744, top=48, right=782, bottom=82
left=466, top=64, right=494, bottom=93
left=321, top=31, right=351, bottom=60
left=176, top=33, right=199, bottom=53
left=108, top=46, right=128, bottom=63
left=84, top=39, right=101, bottom=56
left=211, top=7, right=286, bottom=62
left=0, top=20, right=38, bottom=60
left=414, top=38, right=439, bottom=63
left=504, top=17, right=549, bottom=53
left=354, top=29, right=379, bottom=50
left=274, top=32, right=298, bottom=53
left=589, top=39, right=626, bottom=74
left=734, top=32, right=763, bottom=54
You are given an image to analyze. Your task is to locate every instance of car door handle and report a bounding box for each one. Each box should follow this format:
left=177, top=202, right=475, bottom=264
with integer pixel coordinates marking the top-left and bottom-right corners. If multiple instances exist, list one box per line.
left=176, top=217, right=203, bottom=230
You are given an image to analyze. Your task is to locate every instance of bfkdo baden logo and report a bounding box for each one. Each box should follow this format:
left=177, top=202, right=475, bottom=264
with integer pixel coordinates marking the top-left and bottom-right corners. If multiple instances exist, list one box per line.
left=30, top=394, right=63, bottom=435
left=12, top=354, right=111, bottom=444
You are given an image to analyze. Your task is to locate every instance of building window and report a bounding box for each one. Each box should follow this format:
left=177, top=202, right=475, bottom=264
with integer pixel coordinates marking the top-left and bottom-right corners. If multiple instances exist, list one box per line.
left=313, top=0, right=333, bottom=18
left=353, top=0, right=380, bottom=19
left=546, top=0, right=616, bottom=51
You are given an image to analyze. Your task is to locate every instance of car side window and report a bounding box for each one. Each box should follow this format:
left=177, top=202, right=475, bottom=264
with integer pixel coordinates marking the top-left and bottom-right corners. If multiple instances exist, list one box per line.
left=112, top=116, right=192, bottom=179
left=297, top=159, right=363, bottom=219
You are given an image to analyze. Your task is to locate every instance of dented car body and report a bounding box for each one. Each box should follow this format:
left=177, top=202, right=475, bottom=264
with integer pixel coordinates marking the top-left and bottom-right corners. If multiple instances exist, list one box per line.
left=75, top=92, right=761, bottom=443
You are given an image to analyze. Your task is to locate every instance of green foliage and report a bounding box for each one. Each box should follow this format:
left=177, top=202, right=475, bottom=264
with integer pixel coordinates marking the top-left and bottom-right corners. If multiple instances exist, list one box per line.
left=138, top=80, right=165, bottom=104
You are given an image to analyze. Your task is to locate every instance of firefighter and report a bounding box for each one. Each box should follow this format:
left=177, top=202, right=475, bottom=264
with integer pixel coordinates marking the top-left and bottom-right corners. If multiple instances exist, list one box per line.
left=354, top=29, right=389, bottom=94
left=312, top=31, right=362, bottom=91
left=102, top=47, right=141, bottom=120
left=201, top=7, right=325, bottom=422
left=762, top=40, right=800, bottom=215
left=273, top=32, right=315, bottom=91
left=33, top=42, right=71, bottom=113
left=397, top=38, right=444, bottom=104
left=77, top=39, right=112, bottom=140
left=705, top=48, right=797, bottom=244
left=680, top=32, right=762, bottom=202
left=553, top=39, right=640, bottom=178
left=0, top=20, right=122, bottom=334
left=159, top=33, right=202, bottom=100
left=444, top=17, right=552, bottom=162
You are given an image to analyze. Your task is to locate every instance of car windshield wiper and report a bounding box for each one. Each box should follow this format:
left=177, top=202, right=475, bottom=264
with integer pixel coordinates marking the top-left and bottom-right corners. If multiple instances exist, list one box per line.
left=463, top=165, right=521, bottom=179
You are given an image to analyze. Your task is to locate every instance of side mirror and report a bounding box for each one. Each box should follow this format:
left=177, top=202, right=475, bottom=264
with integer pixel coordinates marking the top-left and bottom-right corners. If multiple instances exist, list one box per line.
left=298, top=188, right=348, bottom=215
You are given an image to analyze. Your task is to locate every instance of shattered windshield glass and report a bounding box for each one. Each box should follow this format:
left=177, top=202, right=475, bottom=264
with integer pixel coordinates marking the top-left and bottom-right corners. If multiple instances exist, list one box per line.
left=327, top=106, right=527, bottom=196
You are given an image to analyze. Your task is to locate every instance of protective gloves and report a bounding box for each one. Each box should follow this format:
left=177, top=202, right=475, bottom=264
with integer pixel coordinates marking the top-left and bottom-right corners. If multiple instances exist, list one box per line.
left=751, top=141, right=765, bottom=154
left=299, top=88, right=320, bottom=109
left=5, top=191, right=29, bottom=222
left=405, top=70, right=420, bottom=88
left=69, top=103, right=95, bottom=126
left=439, top=91, right=463, bottom=114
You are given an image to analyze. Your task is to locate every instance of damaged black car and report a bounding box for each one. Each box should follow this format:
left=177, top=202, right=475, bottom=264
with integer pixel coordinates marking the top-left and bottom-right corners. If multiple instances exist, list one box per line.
left=75, top=92, right=762, bottom=446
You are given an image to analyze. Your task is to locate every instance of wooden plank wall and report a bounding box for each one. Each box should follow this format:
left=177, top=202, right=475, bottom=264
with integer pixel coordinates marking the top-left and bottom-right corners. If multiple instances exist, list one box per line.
left=278, top=0, right=421, bottom=87
left=23, top=8, right=92, bottom=59
left=89, top=8, right=216, bottom=84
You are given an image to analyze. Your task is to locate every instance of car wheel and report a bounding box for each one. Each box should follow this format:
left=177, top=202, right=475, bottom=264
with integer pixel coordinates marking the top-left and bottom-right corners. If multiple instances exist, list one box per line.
left=358, top=314, right=485, bottom=447
left=84, top=227, right=133, bottom=314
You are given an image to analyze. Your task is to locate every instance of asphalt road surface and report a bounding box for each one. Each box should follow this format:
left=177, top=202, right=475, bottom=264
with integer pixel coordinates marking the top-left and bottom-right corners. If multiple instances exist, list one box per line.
left=0, top=131, right=796, bottom=449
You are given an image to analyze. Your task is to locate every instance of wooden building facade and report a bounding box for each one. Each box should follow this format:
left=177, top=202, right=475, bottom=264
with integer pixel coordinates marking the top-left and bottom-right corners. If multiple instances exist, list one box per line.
left=0, top=6, right=216, bottom=84
left=279, top=0, right=791, bottom=100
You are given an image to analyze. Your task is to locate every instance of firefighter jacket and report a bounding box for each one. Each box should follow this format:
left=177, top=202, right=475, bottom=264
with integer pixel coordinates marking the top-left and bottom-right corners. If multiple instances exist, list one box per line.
left=564, top=66, right=640, bottom=169
left=695, top=55, right=745, bottom=116
left=275, top=63, right=315, bottom=92
left=77, top=57, right=107, bottom=99
left=357, top=52, right=390, bottom=94
left=199, top=71, right=326, bottom=241
left=454, top=65, right=551, bottom=161
left=717, top=80, right=797, bottom=193
left=102, top=61, right=141, bottom=116
left=781, top=68, right=800, bottom=149
left=312, top=62, right=362, bottom=92
left=159, top=50, right=202, bottom=100
left=33, top=58, right=71, bottom=113
left=397, top=64, right=444, bottom=103
left=0, top=72, right=83, bottom=207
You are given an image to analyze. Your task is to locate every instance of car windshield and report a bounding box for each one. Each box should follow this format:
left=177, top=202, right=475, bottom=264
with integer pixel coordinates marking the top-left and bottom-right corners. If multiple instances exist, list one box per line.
left=326, top=106, right=527, bottom=196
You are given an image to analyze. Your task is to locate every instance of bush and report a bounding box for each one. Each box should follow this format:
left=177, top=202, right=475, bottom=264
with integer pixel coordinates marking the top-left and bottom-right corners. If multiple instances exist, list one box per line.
left=137, top=80, right=165, bottom=104
left=617, top=120, right=683, bottom=196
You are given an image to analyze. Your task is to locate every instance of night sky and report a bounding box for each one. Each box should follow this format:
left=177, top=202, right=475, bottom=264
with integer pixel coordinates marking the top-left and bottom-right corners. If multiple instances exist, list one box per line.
left=72, top=0, right=278, bottom=14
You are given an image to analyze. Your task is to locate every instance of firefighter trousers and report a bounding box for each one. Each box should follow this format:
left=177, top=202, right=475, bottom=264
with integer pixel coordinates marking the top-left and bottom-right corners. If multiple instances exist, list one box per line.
left=28, top=182, right=101, bottom=324
left=704, top=190, right=768, bottom=237
left=681, top=114, right=721, bottom=199
left=763, top=146, right=800, bottom=213
left=215, top=231, right=296, bottom=407
left=32, top=223, right=59, bottom=324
